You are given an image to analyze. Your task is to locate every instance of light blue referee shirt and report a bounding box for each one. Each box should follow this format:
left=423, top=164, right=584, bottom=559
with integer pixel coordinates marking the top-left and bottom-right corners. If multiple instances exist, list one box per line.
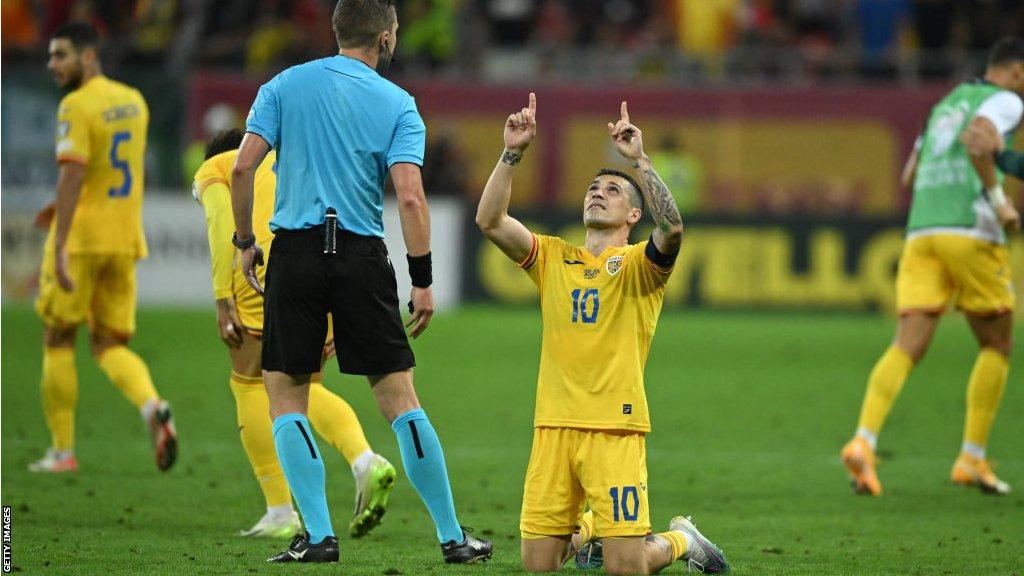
left=246, top=55, right=426, bottom=237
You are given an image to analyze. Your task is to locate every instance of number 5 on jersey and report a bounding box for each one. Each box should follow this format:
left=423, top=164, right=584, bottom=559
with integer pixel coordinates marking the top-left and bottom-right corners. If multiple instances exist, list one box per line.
left=108, top=130, right=132, bottom=198
left=571, top=288, right=599, bottom=324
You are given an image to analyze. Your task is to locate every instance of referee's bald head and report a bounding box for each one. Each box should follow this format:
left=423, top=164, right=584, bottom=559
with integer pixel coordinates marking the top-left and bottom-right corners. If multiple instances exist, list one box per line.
left=333, top=0, right=397, bottom=50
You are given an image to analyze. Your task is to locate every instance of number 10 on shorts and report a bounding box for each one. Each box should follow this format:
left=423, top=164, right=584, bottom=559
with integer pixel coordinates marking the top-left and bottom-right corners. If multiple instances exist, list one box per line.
left=609, top=485, right=639, bottom=522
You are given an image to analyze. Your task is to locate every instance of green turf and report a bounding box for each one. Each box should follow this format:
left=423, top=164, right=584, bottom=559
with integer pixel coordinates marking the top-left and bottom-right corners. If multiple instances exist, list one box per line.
left=2, top=305, right=1022, bottom=575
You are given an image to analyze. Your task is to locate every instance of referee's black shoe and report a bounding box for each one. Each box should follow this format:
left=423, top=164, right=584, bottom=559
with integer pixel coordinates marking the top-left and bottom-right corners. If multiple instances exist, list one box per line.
left=441, top=528, right=493, bottom=564
left=266, top=533, right=339, bottom=563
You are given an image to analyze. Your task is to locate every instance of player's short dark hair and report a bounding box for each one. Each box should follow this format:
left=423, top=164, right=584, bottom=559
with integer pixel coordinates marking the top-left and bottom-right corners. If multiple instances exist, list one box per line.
left=596, top=169, right=644, bottom=212
left=332, top=0, right=397, bottom=49
left=205, top=128, right=245, bottom=160
left=51, top=22, right=100, bottom=51
left=988, top=37, right=1024, bottom=67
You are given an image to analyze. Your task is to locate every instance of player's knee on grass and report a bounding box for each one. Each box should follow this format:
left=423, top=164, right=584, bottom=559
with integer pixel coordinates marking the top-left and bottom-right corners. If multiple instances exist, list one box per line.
left=601, top=536, right=649, bottom=575
left=44, top=325, right=77, bottom=348
left=520, top=534, right=569, bottom=573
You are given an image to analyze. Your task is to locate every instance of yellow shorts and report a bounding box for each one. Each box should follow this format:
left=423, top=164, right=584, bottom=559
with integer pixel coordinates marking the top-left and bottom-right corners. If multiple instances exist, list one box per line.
left=35, top=252, right=137, bottom=336
left=232, top=259, right=265, bottom=336
left=520, top=427, right=650, bottom=538
left=896, top=234, right=1015, bottom=316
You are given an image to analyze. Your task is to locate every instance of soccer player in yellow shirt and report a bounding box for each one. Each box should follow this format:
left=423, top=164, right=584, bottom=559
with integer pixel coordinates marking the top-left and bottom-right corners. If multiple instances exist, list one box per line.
left=193, top=129, right=397, bottom=538
left=476, top=94, right=730, bottom=574
left=30, top=22, right=177, bottom=474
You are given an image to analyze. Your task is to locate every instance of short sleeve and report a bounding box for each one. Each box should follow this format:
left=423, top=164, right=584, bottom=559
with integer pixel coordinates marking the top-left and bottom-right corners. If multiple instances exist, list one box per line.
left=975, top=91, right=1024, bottom=136
left=55, top=96, right=90, bottom=165
left=387, top=96, right=426, bottom=167
left=246, top=76, right=281, bottom=148
left=192, top=154, right=231, bottom=204
left=520, top=234, right=562, bottom=289
left=626, top=239, right=674, bottom=292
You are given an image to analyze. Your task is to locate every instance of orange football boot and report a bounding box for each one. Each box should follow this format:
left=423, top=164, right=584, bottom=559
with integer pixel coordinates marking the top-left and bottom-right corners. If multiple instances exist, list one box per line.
left=841, top=436, right=882, bottom=495
left=147, top=400, right=178, bottom=472
left=951, top=453, right=1010, bottom=495
left=28, top=449, right=78, bottom=473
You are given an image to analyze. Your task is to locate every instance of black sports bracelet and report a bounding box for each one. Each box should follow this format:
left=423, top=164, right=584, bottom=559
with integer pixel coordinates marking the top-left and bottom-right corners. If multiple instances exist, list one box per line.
left=407, top=252, right=433, bottom=288
left=232, top=232, right=256, bottom=250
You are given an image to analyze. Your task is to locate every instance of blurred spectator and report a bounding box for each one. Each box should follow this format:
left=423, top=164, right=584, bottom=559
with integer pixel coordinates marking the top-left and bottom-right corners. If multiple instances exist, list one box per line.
left=2, top=0, right=41, bottom=53
left=477, top=0, right=538, bottom=46
left=648, top=135, right=704, bottom=214
left=912, top=0, right=955, bottom=78
left=244, top=0, right=299, bottom=73
left=401, top=0, right=458, bottom=69
left=3, top=0, right=1019, bottom=83
left=668, top=0, right=738, bottom=55
left=854, top=0, right=911, bottom=79
left=130, top=0, right=181, bottom=63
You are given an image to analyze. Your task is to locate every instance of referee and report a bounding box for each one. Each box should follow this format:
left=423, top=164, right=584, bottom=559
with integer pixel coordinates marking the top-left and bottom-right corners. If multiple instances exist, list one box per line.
left=230, top=0, right=491, bottom=565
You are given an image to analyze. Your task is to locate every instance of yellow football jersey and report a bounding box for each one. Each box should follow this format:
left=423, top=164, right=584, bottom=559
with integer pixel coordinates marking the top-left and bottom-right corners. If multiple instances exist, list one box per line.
left=192, top=149, right=277, bottom=248
left=193, top=149, right=277, bottom=331
left=522, top=234, right=674, bottom=432
left=50, top=75, right=149, bottom=258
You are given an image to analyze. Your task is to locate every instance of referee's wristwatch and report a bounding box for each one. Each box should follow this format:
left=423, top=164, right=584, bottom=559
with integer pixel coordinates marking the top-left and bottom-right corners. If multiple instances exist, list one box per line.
left=232, top=232, right=256, bottom=250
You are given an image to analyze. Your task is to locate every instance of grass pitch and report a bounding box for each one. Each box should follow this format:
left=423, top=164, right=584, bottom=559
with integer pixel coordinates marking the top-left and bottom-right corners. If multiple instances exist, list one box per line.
left=2, top=305, right=1022, bottom=575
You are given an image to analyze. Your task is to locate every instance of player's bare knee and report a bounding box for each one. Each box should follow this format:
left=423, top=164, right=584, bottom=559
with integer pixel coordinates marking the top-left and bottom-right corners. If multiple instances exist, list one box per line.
left=981, top=338, right=1012, bottom=358
left=521, top=555, right=560, bottom=573
left=229, top=336, right=263, bottom=377
left=602, top=556, right=646, bottom=575
left=44, top=325, right=77, bottom=348
left=892, top=331, right=931, bottom=363
left=89, top=330, right=128, bottom=358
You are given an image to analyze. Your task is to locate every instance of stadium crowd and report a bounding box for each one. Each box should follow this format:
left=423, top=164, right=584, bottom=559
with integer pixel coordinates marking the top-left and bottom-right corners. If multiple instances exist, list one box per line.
left=3, top=0, right=1023, bottom=81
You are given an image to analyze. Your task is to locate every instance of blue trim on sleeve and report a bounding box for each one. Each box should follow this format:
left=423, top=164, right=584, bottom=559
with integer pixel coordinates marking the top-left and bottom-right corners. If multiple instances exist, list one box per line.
left=645, top=234, right=677, bottom=268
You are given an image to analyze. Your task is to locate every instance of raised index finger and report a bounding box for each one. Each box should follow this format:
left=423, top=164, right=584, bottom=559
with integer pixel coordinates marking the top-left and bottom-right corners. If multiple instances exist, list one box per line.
left=529, top=92, right=537, bottom=115
left=620, top=101, right=629, bottom=123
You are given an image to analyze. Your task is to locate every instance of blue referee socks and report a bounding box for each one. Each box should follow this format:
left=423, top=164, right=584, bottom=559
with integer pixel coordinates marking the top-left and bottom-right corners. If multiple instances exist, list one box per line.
left=392, top=408, right=463, bottom=544
left=272, top=413, right=334, bottom=544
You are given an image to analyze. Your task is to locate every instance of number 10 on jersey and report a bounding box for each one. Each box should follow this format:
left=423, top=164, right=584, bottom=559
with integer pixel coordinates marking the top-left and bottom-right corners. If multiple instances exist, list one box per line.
left=571, top=288, right=599, bottom=324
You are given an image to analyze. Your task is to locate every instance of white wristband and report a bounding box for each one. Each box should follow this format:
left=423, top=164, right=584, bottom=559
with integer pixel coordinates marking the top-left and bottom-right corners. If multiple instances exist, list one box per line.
left=987, top=184, right=1008, bottom=209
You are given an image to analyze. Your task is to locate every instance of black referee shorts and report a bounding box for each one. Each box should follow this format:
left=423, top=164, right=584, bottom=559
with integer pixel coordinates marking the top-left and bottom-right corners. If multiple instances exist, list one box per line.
left=261, top=226, right=415, bottom=376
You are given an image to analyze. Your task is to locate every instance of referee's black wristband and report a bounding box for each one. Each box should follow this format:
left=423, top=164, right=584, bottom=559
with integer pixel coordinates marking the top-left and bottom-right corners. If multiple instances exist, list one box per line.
left=407, top=252, right=432, bottom=288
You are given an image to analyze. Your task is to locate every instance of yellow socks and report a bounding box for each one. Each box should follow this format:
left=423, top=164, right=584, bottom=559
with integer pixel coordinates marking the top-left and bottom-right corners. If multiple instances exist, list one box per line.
left=962, top=348, right=1010, bottom=456
left=578, top=508, right=595, bottom=543
left=856, top=346, right=914, bottom=448
left=656, top=530, right=689, bottom=561
left=228, top=375, right=373, bottom=508
left=41, top=347, right=78, bottom=451
left=230, top=373, right=291, bottom=508
left=97, top=346, right=158, bottom=410
left=307, top=383, right=370, bottom=464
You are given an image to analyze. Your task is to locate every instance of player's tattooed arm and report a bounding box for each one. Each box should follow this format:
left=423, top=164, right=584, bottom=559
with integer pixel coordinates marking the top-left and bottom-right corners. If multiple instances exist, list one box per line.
left=501, top=149, right=523, bottom=166
left=476, top=93, right=537, bottom=263
left=608, top=100, right=682, bottom=254
left=633, top=155, right=683, bottom=254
